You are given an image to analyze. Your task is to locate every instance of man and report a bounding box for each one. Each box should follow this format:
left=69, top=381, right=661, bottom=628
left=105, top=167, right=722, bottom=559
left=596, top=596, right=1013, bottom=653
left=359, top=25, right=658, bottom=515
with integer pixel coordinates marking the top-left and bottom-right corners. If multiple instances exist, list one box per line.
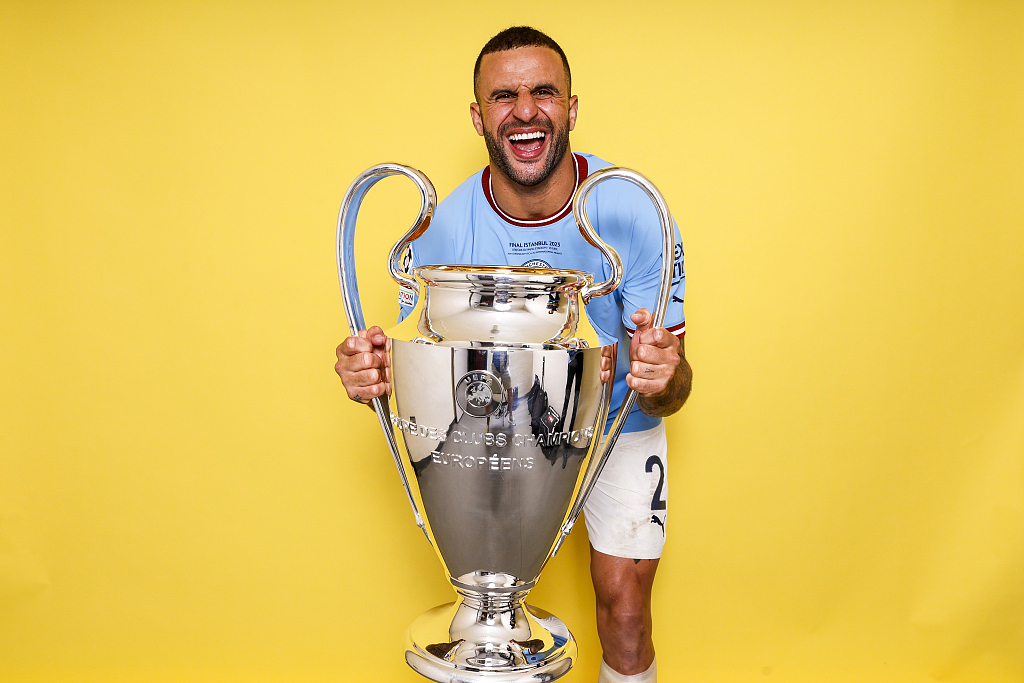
left=335, top=27, right=692, bottom=683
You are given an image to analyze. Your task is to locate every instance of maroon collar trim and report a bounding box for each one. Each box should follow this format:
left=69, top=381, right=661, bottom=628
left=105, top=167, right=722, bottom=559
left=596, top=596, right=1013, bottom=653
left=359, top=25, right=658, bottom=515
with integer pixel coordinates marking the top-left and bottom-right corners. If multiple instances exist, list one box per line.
left=481, top=153, right=589, bottom=228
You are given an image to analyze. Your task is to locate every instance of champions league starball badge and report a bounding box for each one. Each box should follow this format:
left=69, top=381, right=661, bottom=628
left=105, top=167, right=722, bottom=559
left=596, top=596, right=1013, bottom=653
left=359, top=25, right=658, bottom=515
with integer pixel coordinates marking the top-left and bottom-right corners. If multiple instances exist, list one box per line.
left=455, top=370, right=506, bottom=417
left=336, top=163, right=677, bottom=682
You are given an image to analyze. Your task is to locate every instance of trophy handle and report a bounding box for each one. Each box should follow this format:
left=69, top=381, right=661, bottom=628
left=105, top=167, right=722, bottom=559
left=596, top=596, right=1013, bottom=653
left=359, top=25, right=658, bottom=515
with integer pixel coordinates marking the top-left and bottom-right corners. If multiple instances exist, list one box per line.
left=338, top=163, right=436, bottom=329
left=572, top=170, right=624, bottom=303
left=552, top=167, right=677, bottom=556
left=336, top=163, right=437, bottom=541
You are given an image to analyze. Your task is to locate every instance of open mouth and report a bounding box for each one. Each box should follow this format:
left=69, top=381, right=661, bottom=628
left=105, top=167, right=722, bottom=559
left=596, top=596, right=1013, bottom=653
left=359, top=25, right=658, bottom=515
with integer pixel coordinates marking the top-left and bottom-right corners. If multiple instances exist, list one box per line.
left=507, top=130, right=547, bottom=159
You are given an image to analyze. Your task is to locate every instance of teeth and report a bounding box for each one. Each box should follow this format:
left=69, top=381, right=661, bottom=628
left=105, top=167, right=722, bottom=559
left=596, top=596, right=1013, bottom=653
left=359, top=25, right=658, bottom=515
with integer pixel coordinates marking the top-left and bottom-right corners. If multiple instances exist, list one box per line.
left=509, top=131, right=545, bottom=142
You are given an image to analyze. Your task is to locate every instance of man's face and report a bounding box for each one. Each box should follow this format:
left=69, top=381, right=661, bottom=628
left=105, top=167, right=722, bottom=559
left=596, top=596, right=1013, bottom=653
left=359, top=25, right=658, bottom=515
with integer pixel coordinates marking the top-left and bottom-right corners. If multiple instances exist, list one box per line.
left=471, top=46, right=578, bottom=188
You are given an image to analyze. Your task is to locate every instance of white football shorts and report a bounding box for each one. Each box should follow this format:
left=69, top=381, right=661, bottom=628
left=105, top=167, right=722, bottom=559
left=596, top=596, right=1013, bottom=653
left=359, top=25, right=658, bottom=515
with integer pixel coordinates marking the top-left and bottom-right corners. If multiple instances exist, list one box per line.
left=583, top=422, right=669, bottom=560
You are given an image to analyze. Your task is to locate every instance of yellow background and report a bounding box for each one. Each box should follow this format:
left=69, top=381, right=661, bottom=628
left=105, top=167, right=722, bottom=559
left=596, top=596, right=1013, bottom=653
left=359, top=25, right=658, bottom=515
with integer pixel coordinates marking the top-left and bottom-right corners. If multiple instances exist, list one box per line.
left=2, top=1, right=1022, bottom=681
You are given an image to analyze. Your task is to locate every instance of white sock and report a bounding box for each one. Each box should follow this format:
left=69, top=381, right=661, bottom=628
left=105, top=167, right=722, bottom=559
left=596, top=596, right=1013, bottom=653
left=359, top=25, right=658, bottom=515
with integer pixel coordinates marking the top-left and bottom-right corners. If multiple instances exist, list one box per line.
left=597, top=656, right=657, bottom=683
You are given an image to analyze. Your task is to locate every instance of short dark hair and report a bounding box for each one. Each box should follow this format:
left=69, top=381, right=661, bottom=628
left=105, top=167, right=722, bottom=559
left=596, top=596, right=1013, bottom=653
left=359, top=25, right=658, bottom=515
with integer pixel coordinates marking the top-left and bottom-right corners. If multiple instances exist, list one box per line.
left=473, top=26, right=571, bottom=100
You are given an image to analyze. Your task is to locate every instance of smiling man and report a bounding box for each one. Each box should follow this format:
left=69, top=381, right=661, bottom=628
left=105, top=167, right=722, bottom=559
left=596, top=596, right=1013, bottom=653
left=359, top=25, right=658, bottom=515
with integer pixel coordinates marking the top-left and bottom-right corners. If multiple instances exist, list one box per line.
left=336, top=26, right=692, bottom=683
left=472, top=41, right=576, bottom=200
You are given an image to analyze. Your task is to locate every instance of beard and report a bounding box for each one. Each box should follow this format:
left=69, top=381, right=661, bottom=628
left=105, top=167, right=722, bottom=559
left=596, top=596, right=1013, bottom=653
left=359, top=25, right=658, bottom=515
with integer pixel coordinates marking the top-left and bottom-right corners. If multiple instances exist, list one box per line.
left=482, top=118, right=571, bottom=188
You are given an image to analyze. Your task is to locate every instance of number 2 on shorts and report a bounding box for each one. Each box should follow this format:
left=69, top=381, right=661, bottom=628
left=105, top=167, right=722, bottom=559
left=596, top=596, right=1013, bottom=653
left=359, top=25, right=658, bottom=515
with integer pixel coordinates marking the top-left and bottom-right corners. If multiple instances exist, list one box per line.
left=645, top=454, right=667, bottom=511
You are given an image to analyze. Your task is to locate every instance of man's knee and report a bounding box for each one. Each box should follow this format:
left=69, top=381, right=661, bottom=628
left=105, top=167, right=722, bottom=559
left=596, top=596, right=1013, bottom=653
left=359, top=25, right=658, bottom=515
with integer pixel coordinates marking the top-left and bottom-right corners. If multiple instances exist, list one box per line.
left=596, top=579, right=651, bottom=647
left=600, top=600, right=649, bottom=643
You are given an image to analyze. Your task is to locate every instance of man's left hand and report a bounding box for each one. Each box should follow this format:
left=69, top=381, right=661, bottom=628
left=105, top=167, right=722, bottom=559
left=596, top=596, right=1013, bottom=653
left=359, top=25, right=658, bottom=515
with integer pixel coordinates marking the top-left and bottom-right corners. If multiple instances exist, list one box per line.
left=627, top=308, right=692, bottom=417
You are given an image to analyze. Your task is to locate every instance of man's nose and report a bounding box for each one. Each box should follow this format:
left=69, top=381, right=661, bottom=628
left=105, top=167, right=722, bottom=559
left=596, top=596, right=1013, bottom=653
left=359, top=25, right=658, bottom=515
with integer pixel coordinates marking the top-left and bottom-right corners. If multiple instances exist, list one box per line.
left=513, top=89, right=538, bottom=121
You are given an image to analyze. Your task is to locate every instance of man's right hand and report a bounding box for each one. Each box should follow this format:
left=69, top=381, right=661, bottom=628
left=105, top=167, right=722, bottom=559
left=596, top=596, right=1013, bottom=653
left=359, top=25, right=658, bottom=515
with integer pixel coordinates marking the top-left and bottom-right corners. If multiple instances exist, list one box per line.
left=335, top=326, right=391, bottom=407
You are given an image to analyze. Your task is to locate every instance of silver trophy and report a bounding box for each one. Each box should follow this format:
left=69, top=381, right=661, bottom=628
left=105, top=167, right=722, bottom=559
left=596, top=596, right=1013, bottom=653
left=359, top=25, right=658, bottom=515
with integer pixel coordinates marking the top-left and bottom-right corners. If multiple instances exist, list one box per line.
left=336, top=163, right=676, bottom=682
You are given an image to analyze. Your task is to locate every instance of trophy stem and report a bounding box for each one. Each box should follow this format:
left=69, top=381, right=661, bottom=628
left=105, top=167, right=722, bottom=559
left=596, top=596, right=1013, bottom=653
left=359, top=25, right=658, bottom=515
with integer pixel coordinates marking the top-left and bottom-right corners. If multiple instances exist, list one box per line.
left=405, top=582, right=576, bottom=683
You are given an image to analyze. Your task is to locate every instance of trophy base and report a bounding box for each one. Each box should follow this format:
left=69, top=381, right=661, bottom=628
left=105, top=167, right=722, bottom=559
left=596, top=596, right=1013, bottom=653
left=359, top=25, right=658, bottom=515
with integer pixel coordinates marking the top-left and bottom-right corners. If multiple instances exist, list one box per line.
left=404, top=589, right=576, bottom=682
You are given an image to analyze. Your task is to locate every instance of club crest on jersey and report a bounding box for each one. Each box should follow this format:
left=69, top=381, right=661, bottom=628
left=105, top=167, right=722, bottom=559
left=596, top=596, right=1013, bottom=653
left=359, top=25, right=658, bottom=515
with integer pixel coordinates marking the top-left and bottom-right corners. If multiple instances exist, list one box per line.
left=455, top=370, right=506, bottom=418
left=521, top=258, right=551, bottom=269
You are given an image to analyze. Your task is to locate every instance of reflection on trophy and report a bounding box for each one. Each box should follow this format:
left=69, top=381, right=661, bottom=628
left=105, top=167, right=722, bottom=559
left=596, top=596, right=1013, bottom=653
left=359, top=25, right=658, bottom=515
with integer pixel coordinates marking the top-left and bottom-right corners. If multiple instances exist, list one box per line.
left=336, top=163, right=676, bottom=682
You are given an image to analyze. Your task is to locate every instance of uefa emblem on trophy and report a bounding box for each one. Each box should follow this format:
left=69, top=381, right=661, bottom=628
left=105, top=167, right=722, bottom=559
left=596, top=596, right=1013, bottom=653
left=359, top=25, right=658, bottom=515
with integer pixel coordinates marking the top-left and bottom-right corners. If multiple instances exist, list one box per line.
left=336, top=163, right=676, bottom=682
left=455, top=371, right=506, bottom=418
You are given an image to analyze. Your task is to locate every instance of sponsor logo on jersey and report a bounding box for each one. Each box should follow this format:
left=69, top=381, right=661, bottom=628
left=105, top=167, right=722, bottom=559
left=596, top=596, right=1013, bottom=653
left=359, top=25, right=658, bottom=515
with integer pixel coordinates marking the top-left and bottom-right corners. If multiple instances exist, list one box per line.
left=672, top=241, right=686, bottom=286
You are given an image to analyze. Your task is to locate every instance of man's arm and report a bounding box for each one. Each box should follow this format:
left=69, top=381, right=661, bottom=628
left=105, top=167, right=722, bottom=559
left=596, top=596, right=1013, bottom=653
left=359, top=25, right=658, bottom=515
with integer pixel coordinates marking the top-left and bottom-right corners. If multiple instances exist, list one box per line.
left=625, top=309, right=693, bottom=418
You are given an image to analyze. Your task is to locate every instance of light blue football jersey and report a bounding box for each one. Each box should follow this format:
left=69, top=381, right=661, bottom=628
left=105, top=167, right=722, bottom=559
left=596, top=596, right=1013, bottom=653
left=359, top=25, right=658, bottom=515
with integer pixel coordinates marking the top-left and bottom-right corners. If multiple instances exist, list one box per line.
left=398, top=153, right=686, bottom=433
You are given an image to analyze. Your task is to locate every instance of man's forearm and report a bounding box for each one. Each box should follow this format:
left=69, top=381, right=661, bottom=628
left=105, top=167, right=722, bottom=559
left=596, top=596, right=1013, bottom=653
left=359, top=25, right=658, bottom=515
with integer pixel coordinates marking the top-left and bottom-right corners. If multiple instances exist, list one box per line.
left=638, top=350, right=692, bottom=418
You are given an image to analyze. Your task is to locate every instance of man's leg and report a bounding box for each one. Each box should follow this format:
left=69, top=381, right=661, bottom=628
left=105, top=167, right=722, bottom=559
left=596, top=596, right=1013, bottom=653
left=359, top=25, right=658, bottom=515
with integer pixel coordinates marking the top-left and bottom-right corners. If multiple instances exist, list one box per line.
left=583, top=424, right=668, bottom=680
left=590, top=547, right=658, bottom=675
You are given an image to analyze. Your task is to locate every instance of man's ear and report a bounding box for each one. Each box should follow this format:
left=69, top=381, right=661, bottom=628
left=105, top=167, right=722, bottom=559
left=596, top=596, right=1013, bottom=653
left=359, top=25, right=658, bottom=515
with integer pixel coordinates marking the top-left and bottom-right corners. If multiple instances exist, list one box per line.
left=568, top=95, right=578, bottom=132
left=470, top=102, right=485, bottom=137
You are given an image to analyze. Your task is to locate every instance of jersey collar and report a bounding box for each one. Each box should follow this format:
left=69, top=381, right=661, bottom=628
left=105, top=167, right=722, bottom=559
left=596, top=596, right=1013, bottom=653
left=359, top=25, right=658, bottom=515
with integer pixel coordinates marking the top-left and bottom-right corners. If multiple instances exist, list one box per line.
left=481, top=153, right=589, bottom=228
